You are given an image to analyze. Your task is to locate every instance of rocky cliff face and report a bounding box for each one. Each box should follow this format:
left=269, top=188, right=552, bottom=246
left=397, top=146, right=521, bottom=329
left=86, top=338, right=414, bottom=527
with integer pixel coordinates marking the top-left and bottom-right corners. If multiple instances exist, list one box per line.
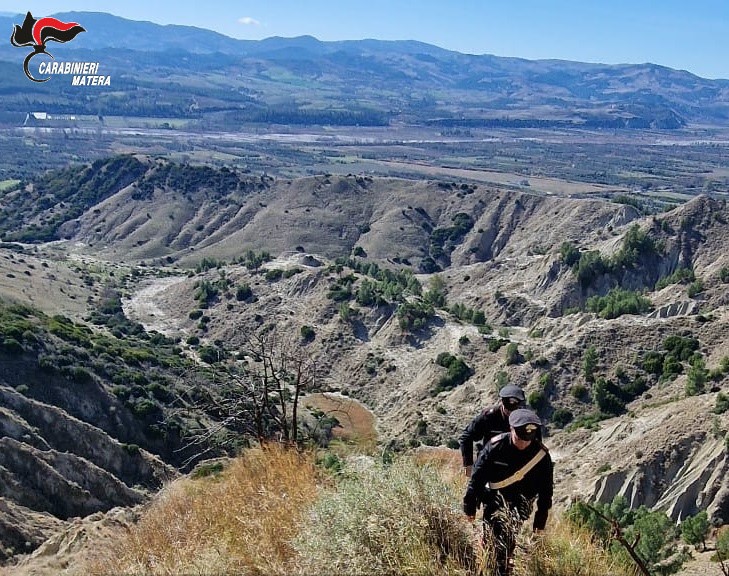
left=556, top=392, right=729, bottom=523
left=0, top=374, right=176, bottom=559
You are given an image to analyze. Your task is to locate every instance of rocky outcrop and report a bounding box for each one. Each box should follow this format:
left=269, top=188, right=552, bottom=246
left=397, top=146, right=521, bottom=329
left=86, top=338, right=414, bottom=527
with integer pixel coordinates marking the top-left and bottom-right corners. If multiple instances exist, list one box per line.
left=554, top=392, right=728, bottom=524
left=0, top=437, right=145, bottom=519
left=0, top=384, right=176, bottom=560
left=0, top=387, right=175, bottom=490
left=0, top=499, right=64, bottom=562
left=647, top=300, right=700, bottom=319
left=8, top=506, right=140, bottom=575
left=592, top=432, right=728, bottom=521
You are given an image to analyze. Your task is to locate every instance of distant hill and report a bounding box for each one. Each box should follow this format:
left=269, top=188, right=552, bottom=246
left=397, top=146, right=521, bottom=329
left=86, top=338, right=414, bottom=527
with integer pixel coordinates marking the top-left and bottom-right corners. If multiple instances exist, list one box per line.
left=0, top=12, right=728, bottom=129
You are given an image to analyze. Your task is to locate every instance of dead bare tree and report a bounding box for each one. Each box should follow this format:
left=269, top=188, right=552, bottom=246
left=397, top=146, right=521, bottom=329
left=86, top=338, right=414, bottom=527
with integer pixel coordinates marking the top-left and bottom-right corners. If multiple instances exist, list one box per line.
left=169, top=325, right=318, bottom=466
left=241, top=326, right=317, bottom=444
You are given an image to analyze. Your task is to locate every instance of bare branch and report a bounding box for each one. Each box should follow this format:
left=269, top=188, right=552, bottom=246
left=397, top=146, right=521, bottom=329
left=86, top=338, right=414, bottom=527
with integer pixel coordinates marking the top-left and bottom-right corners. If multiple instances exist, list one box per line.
left=583, top=501, right=652, bottom=576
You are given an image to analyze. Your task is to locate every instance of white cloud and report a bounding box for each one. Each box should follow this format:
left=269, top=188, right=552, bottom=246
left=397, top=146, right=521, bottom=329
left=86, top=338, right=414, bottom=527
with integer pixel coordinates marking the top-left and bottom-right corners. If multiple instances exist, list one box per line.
left=238, top=17, right=261, bottom=26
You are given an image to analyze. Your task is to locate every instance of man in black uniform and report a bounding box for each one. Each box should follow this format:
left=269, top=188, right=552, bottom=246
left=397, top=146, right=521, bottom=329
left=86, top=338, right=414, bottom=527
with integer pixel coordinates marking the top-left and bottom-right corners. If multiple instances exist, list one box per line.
left=459, top=384, right=527, bottom=477
left=463, top=408, right=553, bottom=576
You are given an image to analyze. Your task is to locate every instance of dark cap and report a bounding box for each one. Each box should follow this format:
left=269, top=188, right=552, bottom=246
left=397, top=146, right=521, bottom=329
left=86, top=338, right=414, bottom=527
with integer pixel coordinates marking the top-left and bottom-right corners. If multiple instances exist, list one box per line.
left=498, top=384, right=526, bottom=402
left=509, top=408, right=541, bottom=429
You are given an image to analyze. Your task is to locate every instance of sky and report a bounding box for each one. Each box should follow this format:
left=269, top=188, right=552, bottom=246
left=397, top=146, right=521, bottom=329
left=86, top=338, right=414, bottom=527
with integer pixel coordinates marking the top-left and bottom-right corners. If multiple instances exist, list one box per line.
left=3, top=0, right=729, bottom=79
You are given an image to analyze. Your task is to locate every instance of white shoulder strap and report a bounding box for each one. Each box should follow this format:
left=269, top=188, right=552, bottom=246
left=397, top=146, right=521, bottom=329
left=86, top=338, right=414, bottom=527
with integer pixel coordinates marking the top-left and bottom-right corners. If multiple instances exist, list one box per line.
left=488, top=448, right=546, bottom=490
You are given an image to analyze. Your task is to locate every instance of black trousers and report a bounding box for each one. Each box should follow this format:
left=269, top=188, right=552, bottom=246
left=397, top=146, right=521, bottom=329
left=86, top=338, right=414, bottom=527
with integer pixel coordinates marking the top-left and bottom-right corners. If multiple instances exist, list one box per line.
left=481, top=493, right=532, bottom=576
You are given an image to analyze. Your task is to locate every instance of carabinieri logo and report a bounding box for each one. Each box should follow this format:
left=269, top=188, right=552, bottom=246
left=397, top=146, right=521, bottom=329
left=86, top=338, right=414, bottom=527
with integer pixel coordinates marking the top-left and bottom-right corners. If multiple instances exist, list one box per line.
left=10, top=11, right=85, bottom=82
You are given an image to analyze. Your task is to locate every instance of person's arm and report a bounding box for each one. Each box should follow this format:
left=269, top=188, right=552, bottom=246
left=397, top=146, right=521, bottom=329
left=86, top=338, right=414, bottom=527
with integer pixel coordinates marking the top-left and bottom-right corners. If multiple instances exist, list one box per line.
left=463, top=439, right=493, bottom=517
left=533, top=455, right=554, bottom=531
left=459, top=412, right=487, bottom=469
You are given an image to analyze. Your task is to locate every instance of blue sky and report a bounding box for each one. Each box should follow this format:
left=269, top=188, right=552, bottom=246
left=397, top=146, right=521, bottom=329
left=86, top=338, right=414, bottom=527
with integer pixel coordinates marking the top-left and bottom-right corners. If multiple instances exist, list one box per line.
left=4, top=1, right=729, bottom=79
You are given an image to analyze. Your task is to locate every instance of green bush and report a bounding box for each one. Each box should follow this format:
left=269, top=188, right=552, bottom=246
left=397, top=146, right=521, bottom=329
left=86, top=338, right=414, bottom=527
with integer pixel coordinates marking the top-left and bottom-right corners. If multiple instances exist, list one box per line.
left=681, top=511, right=709, bottom=550
left=396, top=301, right=434, bottom=331
left=191, top=461, right=225, bottom=479
left=663, top=335, right=700, bottom=361
left=236, top=284, right=253, bottom=301
left=528, top=390, right=548, bottom=411
left=655, top=267, right=695, bottom=290
left=560, top=241, right=581, bottom=268
left=294, top=457, right=478, bottom=576
left=717, top=526, right=729, bottom=565
left=714, top=392, right=729, bottom=414
left=300, top=325, right=316, bottom=342
left=641, top=351, right=664, bottom=376
left=356, top=279, right=377, bottom=307
left=583, top=346, right=598, bottom=383
left=504, top=343, right=522, bottom=365
left=575, top=251, right=608, bottom=287
left=538, top=372, right=554, bottom=390
left=662, top=355, right=683, bottom=380
left=687, top=279, right=704, bottom=298
left=488, top=338, right=508, bottom=353
left=198, top=345, right=225, bottom=364
left=593, top=378, right=626, bottom=416
left=720, top=266, right=729, bottom=283
left=433, top=354, right=473, bottom=393
left=265, top=269, right=284, bottom=282
left=567, top=496, right=683, bottom=574
left=686, top=357, right=707, bottom=396
left=551, top=408, right=574, bottom=428
left=586, top=288, right=653, bottom=319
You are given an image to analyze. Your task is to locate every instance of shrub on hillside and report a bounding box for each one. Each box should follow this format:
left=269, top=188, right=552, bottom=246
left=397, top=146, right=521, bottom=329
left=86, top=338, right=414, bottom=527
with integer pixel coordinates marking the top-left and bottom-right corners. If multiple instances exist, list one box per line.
left=295, top=457, right=479, bottom=576
left=566, top=496, right=685, bottom=575
left=433, top=353, right=473, bottom=394
left=655, top=267, right=695, bottom=290
left=721, top=266, right=729, bottom=283
left=300, top=325, right=315, bottom=342
left=560, top=241, right=581, bottom=268
left=663, top=335, right=700, bottom=362
left=504, top=342, right=522, bottom=365
left=397, top=300, right=434, bottom=331
left=235, top=283, right=252, bottom=301
left=551, top=408, right=574, bottom=428
left=586, top=288, right=653, bottom=319
left=714, top=392, right=729, bottom=415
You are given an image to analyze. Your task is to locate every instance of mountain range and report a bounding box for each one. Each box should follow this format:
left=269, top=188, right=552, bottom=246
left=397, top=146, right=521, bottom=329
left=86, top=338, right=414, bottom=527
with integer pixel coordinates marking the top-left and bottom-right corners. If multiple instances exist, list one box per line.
left=0, top=12, right=728, bottom=129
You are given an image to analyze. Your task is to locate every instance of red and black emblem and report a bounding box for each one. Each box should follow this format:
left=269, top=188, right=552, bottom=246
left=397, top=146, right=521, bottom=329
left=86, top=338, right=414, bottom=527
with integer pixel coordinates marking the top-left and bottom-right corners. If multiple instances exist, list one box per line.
left=10, top=12, right=85, bottom=82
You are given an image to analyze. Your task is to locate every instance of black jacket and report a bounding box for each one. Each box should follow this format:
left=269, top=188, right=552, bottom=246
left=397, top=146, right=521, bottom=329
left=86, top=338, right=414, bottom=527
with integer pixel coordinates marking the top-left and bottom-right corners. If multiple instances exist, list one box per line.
left=463, top=432, right=553, bottom=530
left=459, top=404, right=510, bottom=467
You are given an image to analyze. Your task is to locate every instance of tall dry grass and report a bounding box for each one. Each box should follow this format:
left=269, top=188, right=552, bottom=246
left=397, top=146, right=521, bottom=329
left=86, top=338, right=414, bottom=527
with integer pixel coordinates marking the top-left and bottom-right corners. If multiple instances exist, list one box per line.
left=80, top=443, right=632, bottom=576
left=516, top=520, right=635, bottom=576
left=84, top=444, right=319, bottom=575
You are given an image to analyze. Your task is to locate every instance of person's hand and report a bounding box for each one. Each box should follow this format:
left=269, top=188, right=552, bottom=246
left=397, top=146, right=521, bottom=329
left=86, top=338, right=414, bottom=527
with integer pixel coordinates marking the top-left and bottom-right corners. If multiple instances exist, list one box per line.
left=464, top=465, right=472, bottom=478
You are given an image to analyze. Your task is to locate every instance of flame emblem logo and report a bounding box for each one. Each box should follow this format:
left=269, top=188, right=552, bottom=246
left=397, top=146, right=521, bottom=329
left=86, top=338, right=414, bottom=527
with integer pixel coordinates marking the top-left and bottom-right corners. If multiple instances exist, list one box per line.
left=10, top=12, right=85, bottom=82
